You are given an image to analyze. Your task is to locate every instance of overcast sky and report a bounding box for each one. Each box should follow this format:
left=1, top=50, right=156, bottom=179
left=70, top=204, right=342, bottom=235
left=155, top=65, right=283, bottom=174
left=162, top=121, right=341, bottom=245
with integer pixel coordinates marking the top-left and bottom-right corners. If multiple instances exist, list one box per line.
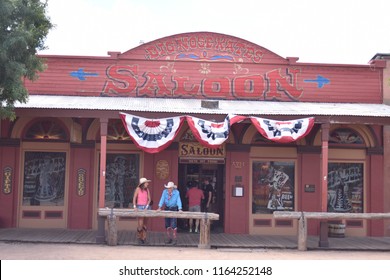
left=38, top=0, right=390, bottom=65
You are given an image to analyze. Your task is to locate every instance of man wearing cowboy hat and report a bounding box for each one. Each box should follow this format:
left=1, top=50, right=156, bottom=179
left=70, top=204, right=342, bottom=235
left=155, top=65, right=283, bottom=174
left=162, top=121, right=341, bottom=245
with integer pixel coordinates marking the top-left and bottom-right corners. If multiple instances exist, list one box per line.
left=157, top=181, right=182, bottom=245
left=132, top=177, right=152, bottom=244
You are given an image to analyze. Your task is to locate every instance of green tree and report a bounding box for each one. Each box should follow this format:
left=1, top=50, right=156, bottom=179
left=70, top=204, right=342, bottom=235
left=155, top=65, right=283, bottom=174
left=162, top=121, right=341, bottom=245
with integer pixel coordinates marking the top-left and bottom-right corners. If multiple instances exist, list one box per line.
left=0, top=0, right=52, bottom=119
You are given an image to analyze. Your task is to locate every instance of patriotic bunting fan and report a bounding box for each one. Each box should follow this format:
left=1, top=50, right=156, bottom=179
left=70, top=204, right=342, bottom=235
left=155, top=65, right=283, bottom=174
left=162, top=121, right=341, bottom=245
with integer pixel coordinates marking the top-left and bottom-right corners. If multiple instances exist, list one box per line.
left=186, top=114, right=246, bottom=148
left=250, top=117, right=315, bottom=143
left=119, top=112, right=184, bottom=153
left=119, top=112, right=314, bottom=151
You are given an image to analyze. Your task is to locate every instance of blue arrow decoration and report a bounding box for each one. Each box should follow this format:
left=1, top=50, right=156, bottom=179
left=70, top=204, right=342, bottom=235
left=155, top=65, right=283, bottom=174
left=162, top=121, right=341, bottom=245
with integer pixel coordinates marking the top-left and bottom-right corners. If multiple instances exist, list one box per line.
left=303, top=75, right=330, bottom=88
left=70, top=68, right=99, bottom=81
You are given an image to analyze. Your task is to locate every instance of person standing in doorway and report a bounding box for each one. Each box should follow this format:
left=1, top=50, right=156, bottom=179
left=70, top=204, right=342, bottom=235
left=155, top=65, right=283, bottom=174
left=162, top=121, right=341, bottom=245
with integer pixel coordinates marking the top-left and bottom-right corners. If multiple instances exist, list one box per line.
left=201, top=178, right=213, bottom=212
left=157, top=181, right=183, bottom=245
left=186, top=180, right=204, bottom=233
left=132, top=177, right=151, bottom=244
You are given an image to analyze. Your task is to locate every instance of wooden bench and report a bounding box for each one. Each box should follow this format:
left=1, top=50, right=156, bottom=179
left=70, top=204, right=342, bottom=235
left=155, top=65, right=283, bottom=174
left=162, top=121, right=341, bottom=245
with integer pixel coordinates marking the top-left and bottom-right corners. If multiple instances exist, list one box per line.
left=98, top=208, right=219, bottom=249
left=273, top=211, right=390, bottom=251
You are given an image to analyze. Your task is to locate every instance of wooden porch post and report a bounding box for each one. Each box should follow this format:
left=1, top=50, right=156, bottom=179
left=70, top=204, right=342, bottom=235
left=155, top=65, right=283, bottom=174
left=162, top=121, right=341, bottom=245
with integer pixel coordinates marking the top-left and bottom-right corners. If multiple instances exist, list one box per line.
left=297, top=213, right=307, bottom=251
left=98, top=118, right=108, bottom=208
left=198, top=217, right=211, bottom=249
left=319, top=122, right=330, bottom=247
left=96, top=118, right=108, bottom=243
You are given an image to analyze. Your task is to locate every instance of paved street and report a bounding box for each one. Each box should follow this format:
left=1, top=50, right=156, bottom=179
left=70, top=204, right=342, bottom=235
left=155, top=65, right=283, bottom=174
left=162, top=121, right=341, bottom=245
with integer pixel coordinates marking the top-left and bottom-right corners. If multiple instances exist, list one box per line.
left=1, top=241, right=390, bottom=260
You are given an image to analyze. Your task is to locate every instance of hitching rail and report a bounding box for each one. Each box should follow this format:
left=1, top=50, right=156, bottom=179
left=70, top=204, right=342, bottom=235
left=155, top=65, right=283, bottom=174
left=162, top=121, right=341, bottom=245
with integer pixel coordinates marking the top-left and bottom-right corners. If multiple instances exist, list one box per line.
left=273, top=211, right=390, bottom=251
left=98, top=208, right=219, bottom=248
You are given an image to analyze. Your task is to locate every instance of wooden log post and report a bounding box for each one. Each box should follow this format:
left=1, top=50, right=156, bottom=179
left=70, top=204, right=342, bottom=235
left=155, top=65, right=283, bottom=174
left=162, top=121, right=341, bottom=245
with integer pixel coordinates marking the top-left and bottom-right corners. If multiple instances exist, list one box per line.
left=298, top=214, right=307, bottom=251
left=107, top=213, right=117, bottom=246
left=198, top=217, right=211, bottom=249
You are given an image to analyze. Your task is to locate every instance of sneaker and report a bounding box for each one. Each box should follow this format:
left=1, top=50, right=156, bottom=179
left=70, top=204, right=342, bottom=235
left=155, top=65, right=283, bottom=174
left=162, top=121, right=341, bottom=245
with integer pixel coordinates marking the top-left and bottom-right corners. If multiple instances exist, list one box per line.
left=195, top=228, right=198, bottom=233
left=189, top=229, right=192, bottom=233
left=165, top=239, right=172, bottom=244
left=171, top=239, right=177, bottom=246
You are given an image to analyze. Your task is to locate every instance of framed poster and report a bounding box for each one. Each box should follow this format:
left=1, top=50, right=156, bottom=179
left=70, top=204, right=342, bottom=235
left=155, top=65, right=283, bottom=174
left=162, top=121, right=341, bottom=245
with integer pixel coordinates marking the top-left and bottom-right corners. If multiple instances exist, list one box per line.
left=23, top=152, right=66, bottom=206
left=328, top=162, right=363, bottom=213
left=252, top=161, right=295, bottom=214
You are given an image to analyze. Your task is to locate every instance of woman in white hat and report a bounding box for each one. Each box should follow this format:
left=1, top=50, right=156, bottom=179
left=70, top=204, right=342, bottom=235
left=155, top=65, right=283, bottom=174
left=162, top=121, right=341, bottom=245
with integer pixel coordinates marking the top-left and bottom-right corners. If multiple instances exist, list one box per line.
left=132, top=177, right=151, bottom=244
left=157, top=181, right=182, bottom=245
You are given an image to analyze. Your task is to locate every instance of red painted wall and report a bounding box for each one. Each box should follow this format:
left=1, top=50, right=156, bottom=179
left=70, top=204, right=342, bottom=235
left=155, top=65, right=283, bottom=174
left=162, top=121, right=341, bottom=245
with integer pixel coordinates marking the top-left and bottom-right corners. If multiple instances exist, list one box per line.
left=1, top=120, right=13, bottom=138
left=224, top=151, right=249, bottom=234
left=67, top=147, right=95, bottom=229
left=299, top=153, right=321, bottom=234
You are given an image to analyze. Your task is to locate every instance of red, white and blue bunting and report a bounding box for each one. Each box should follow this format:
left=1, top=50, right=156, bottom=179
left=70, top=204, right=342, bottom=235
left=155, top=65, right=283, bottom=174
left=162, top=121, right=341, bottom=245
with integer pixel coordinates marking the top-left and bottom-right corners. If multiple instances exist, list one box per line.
left=120, top=112, right=315, bottom=153
left=186, top=114, right=246, bottom=148
left=250, top=117, right=315, bottom=143
left=119, top=112, right=184, bottom=153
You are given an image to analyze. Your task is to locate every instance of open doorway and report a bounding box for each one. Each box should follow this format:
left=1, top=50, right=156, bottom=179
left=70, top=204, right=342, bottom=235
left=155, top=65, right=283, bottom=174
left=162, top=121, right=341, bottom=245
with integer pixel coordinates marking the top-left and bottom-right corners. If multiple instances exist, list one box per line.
left=178, top=163, right=225, bottom=233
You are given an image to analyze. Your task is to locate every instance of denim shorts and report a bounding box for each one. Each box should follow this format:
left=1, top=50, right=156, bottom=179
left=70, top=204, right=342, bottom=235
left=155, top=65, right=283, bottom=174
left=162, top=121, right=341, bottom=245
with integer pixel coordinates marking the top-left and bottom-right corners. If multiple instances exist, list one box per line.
left=189, top=205, right=201, bottom=212
left=136, top=205, right=151, bottom=210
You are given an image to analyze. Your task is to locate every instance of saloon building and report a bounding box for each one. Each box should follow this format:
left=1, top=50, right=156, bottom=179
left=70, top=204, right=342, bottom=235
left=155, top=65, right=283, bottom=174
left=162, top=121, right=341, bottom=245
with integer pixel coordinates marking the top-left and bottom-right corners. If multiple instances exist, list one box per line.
left=1, top=32, right=389, bottom=237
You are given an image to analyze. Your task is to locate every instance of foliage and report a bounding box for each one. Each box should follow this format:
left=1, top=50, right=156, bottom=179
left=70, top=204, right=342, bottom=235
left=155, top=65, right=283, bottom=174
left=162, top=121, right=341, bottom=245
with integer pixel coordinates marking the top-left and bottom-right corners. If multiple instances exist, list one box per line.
left=0, top=0, right=52, bottom=119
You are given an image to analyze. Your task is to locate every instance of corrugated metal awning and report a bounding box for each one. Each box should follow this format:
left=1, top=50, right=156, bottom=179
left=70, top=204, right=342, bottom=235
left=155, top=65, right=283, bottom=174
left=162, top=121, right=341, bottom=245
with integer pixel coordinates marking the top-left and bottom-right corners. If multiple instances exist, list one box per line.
left=14, top=95, right=390, bottom=118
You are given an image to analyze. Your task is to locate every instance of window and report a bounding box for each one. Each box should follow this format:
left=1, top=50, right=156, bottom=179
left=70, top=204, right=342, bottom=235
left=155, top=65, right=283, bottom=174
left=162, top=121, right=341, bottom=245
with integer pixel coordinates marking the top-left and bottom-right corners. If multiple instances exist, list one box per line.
left=329, top=128, right=364, bottom=145
left=107, top=119, right=132, bottom=141
left=23, top=152, right=66, bottom=206
left=24, top=119, right=67, bottom=140
left=252, top=161, right=295, bottom=214
left=100, top=153, right=140, bottom=208
left=327, top=162, right=363, bottom=213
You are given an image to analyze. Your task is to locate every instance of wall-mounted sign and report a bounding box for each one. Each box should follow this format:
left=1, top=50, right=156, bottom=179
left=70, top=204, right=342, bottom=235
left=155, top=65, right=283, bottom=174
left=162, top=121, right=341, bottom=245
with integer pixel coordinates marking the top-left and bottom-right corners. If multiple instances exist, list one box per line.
left=232, top=161, right=245, bottom=169
left=232, top=184, right=244, bottom=197
left=179, top=142, right=225, bottom=157
left=3, top=166, right=12, bottom=194
left=179, top=158, right=225, bottom=164
left=304, top=184, right=315, bottom=193
left=77, top=168, right=86, bottom=196
left=235, top=176, right=242, bottom=183
left=156, top=160, right=169, bottom=180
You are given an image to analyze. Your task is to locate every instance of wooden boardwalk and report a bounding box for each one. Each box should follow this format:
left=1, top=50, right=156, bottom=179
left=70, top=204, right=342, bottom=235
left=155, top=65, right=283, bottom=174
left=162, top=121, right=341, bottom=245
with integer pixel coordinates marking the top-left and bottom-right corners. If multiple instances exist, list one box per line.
left=1, top=228, right=390, bottom=251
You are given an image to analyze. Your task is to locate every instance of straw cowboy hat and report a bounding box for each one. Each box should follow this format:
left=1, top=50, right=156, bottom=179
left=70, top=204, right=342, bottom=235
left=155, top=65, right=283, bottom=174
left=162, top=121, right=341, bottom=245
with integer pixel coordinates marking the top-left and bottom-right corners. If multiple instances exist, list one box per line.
left=164, top=181, right=177, bottom=189
left=137, top=177, right=151, bottom=188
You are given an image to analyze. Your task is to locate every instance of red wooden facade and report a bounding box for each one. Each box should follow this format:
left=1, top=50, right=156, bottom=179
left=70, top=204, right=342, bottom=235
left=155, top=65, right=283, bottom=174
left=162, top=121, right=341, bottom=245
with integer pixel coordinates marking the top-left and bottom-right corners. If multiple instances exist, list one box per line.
left=25, top=33, right=382, bottom=103
left=1, top=32, right=390, bottom=237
